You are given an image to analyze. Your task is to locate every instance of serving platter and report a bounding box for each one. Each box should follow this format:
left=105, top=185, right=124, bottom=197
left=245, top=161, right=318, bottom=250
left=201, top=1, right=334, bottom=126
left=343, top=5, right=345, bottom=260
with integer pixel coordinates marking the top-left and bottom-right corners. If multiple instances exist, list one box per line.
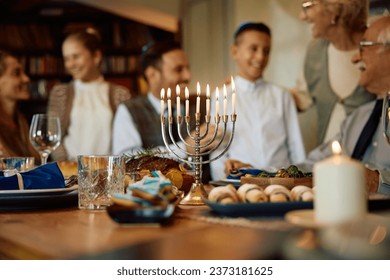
left=204, top=193, right=390, bottom=218
left=204, top=199, right=313, bottom=217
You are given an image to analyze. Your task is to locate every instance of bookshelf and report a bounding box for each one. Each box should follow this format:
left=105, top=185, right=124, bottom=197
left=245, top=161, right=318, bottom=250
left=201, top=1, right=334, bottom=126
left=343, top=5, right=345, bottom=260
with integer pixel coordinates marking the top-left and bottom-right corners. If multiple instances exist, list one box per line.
left=0, top=1, right=177, bottom=120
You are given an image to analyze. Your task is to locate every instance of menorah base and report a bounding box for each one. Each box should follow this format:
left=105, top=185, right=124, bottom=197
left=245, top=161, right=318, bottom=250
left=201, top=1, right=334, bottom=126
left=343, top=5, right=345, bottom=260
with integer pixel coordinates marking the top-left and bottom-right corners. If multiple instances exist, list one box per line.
left=179, top=182, right=208, bottom=205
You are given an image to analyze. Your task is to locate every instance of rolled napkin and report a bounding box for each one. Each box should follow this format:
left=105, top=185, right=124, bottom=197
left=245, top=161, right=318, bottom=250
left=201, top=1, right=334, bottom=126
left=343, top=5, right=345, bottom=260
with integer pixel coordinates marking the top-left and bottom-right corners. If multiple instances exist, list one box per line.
left=0, top=162, right=65, bottom=190
left=237, top=183, right=268, bottom=203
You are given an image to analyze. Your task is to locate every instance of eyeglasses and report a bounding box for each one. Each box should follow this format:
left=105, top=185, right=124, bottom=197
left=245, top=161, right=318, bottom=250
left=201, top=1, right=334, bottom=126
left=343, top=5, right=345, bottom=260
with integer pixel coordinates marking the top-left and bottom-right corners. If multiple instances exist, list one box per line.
left=359, top=40, right=390, bottom=54
left=301, top=1, right=318, bottom=15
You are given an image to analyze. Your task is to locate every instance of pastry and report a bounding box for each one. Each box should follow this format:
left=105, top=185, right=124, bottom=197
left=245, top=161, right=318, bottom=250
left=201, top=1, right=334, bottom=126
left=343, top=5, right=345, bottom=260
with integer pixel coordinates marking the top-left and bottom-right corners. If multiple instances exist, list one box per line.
left=291, top=185, right=314, bottom=202
left=264, top=184, right=292, bottom=202
left=237, top=183, right=268, bottom=203
left=208, top=184, right=240, bottom=203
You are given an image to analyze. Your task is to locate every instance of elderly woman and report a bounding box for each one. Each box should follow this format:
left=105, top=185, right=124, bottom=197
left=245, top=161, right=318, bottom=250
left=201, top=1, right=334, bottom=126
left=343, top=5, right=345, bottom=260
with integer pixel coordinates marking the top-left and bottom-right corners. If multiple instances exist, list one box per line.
left=0, top=50, right=39, bottom=160
left=47, top=29, right=131, bottom=160
left=291, top=0, right=375, bottom=146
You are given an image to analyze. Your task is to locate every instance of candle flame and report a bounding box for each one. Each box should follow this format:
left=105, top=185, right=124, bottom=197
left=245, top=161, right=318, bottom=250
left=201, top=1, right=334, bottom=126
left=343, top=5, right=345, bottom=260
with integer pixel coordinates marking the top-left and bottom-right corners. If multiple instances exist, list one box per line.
left=332, top=141, right=342, bottom=155
left=231, top=76, right=235, bottom=92
left=206, top=84, right=210, bottom=98
left=216, top=87, right=219, bottom=100
left=223, top=84, right=227, bottom=98
left=185, top=87, right=189, bottom=99
left=197, top=81, right=200, bottom=96
left=160, top=88, right=165, bottom=99
left=176, top=84, right=180, bottom=96
left=167, top=88, right=171, bottom=99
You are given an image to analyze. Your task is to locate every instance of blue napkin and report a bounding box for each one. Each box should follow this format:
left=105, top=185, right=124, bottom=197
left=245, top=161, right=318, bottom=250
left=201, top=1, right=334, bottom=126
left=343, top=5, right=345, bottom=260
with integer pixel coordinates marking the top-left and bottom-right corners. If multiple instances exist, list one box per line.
left=0, top=162, right=65, bottom=190
left=226, top=168, right=276, bottom=179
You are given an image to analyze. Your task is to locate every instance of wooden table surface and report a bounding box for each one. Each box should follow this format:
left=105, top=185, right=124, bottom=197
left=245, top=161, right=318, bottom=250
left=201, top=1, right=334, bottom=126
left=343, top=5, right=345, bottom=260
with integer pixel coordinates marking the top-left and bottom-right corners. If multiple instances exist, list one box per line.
left=0, top=205, right=295, bottom=260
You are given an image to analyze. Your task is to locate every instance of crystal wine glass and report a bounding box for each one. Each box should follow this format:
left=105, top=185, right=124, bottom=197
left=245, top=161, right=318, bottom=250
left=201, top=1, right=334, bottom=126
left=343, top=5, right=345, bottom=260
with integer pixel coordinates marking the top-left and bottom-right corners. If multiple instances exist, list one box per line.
left=382, top=92, right=390, bottom=144
left=29, top=114, right=61, bottom=165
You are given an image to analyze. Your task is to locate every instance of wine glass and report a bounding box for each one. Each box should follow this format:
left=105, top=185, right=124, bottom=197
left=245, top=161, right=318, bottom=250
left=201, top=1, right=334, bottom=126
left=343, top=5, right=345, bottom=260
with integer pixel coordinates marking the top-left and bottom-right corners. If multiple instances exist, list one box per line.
left=382, top=92, right=390, bottom=144
left=29, top=114, right=61, bottom=165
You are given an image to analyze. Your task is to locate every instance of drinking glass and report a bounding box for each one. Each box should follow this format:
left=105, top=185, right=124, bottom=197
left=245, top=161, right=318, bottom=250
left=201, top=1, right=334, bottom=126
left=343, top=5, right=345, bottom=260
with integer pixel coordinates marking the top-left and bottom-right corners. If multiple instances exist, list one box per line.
left=382, top=93, right=390, bottom=144
left=29, top=114, right=61, bottom=165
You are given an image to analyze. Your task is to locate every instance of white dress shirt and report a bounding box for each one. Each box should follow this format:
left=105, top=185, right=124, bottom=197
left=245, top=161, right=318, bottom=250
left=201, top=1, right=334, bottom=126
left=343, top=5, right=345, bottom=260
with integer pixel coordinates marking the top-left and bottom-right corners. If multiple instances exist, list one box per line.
left=112, top=92, right=185, bottom=156
left=64, top=78, right=112, bottom=159
left=210, top=76, right=306, bottom=180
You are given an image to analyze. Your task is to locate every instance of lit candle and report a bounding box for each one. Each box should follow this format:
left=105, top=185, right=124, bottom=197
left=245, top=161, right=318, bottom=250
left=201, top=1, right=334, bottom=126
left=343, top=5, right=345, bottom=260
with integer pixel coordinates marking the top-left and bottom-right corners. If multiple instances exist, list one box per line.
left=196, top=82, right=201, bottom=114
left=185, top=87, right=189, bottom=117
left=206, top=84, right=210, bottom=116
left=167, top=88, right=172, bottom=118
left=314, top=141, right=366, bottom=225
left=176, top=84, right=181, bottom=117
left=223, top=84, right=228, bottom=116
left=160, top=88, right=165, bottom=117
left=231, top=76, right=236, bottom=115
left=215, top=87, right=220, bottom=116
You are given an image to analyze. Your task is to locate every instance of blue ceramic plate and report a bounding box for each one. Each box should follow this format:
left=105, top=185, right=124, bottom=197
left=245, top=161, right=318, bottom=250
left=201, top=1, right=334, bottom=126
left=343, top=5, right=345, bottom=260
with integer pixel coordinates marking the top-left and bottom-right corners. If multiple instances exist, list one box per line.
left=204, top=199, right=313, bottom=217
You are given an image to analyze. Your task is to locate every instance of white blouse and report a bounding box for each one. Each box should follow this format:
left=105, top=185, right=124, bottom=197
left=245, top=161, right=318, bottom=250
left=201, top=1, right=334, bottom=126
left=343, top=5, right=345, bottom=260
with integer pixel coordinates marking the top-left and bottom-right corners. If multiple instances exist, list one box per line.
left=64, top=77, right=112, bottom=159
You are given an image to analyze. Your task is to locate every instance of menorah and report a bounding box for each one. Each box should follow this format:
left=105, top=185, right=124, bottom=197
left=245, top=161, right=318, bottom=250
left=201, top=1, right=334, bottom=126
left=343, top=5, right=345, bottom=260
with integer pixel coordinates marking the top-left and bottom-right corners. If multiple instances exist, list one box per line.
left=161, top=80, right=237, bottom=205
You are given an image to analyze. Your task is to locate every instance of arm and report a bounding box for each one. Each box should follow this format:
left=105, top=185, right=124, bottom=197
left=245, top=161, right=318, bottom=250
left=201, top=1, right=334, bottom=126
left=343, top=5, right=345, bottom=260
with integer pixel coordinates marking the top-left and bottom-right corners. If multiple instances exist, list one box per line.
left=284, top=91, right=306, bottom=164
left=289, top=72, right=313, bottom=112
left=112, top=104, right=143, bottom=155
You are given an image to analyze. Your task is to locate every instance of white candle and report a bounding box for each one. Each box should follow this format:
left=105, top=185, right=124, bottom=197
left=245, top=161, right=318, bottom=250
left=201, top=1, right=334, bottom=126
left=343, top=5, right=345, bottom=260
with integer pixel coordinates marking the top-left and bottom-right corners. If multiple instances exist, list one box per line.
left=196, top=82, right=201, bottom=114
left=206, top=84, right=210, bottom=116
left=314, top=141, right=366, bottom=225
left=176, top=84, right=181, bottom=117
left=231, top=76, right=236, bottom=115
left=215, top=87, right=220, bottom=116
left=167, top=88, right=172, bottom=118
left=223, top=84, right=227, bottom=116
left=185, top=87, right=189, bottom=117
left=160, top=88, right=165, bottom=117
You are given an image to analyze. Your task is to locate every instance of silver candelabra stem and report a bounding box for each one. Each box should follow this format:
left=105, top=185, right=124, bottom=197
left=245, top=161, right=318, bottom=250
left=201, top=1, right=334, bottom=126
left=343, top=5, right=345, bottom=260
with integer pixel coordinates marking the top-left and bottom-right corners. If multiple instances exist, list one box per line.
left=161, top=112, right=236, bottom=205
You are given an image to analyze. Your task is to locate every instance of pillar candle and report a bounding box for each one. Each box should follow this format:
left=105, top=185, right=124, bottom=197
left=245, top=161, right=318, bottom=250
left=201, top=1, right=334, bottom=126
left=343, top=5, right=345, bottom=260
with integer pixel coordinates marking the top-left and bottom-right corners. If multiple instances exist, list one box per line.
left=314, top=141, right=366, bottom=225
left=223, top=84, right=227, bottom=116
left=215, top=87, right=220, bottom=116
left=176, top=84, right=181, bottom=117
left=167, top=88, right=172, bottom=118
left=185, top=87, right=189, bottom=117
left=160, top=88, right=165, bottom=117
left=196, top=82, right=201, bottom=114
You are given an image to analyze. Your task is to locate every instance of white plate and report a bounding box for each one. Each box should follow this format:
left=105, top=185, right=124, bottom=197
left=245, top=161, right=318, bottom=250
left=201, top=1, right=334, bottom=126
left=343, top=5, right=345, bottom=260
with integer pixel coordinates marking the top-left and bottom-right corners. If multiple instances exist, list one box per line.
left=0, top=185, right=78, bottom=196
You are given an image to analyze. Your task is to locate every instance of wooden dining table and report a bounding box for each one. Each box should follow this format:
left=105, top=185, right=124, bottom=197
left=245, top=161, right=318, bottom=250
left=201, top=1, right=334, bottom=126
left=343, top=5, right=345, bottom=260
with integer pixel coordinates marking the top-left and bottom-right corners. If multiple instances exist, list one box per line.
left=1, top=188, right=390, bottom=260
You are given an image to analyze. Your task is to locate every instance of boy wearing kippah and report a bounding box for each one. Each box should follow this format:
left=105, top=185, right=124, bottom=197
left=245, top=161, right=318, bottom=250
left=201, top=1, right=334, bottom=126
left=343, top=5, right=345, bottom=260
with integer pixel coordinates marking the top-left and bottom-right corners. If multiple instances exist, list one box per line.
left=210, top=22, right=306, bottom=179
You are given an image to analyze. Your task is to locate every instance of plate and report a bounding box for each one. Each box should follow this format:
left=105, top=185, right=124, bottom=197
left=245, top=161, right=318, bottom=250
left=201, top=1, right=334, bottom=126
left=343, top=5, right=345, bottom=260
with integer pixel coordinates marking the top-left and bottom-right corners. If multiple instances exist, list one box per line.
left=0, top=186, right=78, bottom=211
left=106, top=204, right=175, bottom=224
left=204, top=199, right=313, bottom=217
left=209, top=179, right=240, bottom=187
left=0, top=185, right=78, bottom=196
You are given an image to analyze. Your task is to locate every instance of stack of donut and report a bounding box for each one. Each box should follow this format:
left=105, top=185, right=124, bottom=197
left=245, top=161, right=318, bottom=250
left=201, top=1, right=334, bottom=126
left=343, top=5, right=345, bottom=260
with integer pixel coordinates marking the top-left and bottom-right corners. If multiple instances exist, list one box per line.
left=208, top=183, right=314, bottom=203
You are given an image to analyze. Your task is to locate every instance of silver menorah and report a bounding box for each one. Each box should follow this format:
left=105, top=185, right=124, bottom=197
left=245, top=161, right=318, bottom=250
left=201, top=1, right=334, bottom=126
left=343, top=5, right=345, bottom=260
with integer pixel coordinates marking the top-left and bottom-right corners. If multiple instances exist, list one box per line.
left=161, top=82, right=237, bottom=205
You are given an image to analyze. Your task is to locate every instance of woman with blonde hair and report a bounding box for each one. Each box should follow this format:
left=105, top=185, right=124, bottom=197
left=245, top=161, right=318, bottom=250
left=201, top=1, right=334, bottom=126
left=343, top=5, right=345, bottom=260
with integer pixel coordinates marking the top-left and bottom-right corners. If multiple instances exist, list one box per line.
left=0, top=49, right=39, bottom=160
left=291, top=0, right=375, bottom=146
left=47, top=28, right=131, bottom=160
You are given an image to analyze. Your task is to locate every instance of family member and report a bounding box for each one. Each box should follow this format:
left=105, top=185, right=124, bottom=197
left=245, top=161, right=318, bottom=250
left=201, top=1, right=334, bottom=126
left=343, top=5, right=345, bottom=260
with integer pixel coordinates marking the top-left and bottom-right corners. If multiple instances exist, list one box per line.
left=210, top=22, right=306, bottom=180
left=47, top=28, right=131, bottom=160
left=291, top=0, right=374, bottom=145
left=0, top=49, right=39, bottom=160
